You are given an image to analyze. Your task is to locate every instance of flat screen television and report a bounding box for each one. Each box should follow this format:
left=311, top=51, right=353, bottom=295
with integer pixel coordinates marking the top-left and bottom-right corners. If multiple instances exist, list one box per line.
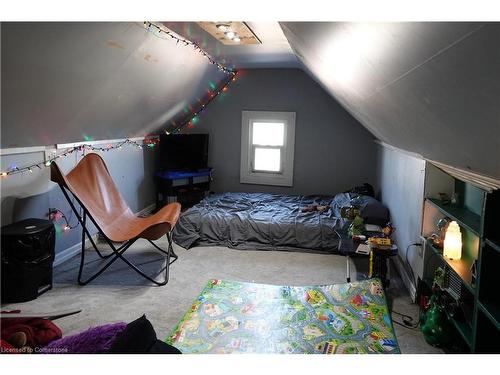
left=159, top=134, right=209, bottom=171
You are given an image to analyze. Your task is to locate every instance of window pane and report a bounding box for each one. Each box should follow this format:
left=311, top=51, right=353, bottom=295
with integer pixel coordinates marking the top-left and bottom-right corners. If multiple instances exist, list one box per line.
left=252, top=122, right=284, bottom=146
left=254, top=148, right=281, bottom=172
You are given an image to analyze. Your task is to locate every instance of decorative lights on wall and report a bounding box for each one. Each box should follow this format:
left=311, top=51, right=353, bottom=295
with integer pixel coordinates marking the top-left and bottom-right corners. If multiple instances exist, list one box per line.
left=166, top=70, right=238, bottom=134
left=143, top=21, right=239, bottom=134
left=1, top=22, right=238, bottom=178
left=143, top=21, right=235, bottom=74
left=48, top=208, right=78, bottom=232
left=0, top=138, right=157, bottom=178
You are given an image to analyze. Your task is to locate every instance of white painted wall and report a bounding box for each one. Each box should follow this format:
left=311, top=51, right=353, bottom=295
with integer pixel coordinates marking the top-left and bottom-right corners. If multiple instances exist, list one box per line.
left=376, top=142, right=426, bottom=296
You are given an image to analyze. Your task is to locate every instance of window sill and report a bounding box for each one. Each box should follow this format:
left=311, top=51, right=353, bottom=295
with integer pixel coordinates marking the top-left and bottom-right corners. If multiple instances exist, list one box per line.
left=240, top=173, right=293, bottom=187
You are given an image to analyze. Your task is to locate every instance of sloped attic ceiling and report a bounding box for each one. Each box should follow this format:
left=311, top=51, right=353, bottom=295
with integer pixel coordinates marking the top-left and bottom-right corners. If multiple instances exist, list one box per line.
left=280, top=22, right=500, bottom=179
left=164, top=22, right=299, bottom=69
left=1, top=22, right=227, bottom=148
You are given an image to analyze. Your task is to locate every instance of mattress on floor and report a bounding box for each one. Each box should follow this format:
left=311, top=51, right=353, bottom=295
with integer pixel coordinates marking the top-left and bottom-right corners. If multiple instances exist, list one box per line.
left=166, top=278, right=400, bottom=354
left=172, top=192, right=352, bottom=252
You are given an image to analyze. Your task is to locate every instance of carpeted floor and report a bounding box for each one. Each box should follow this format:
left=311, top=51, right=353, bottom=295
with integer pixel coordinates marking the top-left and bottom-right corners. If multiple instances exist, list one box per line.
left=2, top=237, right=442, bottom=354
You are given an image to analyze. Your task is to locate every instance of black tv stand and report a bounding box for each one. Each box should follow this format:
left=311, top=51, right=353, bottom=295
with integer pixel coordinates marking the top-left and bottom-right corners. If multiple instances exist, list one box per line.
left=154, top=168, right=213, bottom=210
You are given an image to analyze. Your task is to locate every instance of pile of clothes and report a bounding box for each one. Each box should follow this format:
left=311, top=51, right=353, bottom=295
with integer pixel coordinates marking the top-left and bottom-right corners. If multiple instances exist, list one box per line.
left=1, top=313, right=180, bottom=354
left=1, top=313, right=62, bottom=353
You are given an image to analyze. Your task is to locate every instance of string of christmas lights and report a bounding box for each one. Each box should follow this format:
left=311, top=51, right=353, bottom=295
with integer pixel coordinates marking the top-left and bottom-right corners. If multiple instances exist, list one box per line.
left=48, top=208, right=79, bottom=231
left=1, top=138, right=158, bottom=178
left=143, top=22, right=234, bottom=75
left=1, top=23, right=239, bottom=178
left=142, top=21, right=238, bottom=133
left=167, top=70, right=238, bottom=134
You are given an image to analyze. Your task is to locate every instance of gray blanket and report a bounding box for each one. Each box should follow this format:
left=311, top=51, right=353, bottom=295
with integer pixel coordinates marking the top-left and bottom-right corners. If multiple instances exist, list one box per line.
left=172, top=192, right=355, bottom=253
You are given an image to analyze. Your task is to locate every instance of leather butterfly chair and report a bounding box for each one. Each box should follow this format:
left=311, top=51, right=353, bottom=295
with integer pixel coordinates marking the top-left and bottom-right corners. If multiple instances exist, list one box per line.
left=50, top=153, right=181, bottom=286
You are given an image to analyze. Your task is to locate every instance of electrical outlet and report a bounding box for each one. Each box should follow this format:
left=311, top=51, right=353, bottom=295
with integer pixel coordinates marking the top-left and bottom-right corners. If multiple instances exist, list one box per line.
left=418, top=235, right=428, bottom=257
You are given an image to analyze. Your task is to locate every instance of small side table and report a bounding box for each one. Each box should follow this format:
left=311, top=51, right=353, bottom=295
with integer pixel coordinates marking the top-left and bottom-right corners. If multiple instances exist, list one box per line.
left=369, top=245, right=398, bottom=288
left=336, top=229, right=398, bottom=287
left=335, top=229, right=369, bottom=283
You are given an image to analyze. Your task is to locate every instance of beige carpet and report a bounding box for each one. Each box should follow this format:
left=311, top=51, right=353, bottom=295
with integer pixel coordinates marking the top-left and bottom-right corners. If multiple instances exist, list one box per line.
left=2, top=237, right=442, bottom=353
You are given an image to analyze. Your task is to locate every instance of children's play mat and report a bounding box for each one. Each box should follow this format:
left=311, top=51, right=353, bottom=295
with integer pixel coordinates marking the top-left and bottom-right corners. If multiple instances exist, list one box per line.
left=166, top=278, right=400, bottom=354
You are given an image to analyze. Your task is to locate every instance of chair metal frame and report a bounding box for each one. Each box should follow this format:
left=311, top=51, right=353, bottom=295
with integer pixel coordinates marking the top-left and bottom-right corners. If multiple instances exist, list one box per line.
left=58, top=184, right=178, bottom=286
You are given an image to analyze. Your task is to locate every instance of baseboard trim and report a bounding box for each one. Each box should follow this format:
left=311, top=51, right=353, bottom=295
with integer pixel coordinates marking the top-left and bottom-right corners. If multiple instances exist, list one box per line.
left=392, top=255, right=417, bottom=302
left=54, top=234, right=99, bottom=267
left=54, top=202, right=156, bottom=266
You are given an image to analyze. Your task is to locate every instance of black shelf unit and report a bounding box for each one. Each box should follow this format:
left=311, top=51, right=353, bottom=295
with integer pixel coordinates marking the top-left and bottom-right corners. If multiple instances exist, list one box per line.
left=444, top=308, right=473, bottom=348
left=422, top=164, right=500, bottom=353
left=477, top=242, right=500, bottom=327
left=475, top=306, right=500, bottom=353
left=154, top=169, right=212, bottom=210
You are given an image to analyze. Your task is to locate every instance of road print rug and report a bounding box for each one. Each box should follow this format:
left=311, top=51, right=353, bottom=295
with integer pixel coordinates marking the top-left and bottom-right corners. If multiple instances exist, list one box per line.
left=166, top=278, right=399, bottom=354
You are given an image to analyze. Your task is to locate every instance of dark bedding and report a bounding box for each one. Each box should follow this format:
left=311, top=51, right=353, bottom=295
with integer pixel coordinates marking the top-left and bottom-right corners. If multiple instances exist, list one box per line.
left=172, top=192, right=389, bottom=253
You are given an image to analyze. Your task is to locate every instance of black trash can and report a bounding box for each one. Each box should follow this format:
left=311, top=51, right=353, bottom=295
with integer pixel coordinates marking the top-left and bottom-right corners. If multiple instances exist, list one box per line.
left=1, top=218, right=55, bottom=303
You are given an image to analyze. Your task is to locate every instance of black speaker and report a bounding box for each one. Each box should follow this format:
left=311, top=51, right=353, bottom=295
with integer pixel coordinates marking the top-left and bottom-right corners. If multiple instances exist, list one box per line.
left=1, top=218, right=55, bottom=303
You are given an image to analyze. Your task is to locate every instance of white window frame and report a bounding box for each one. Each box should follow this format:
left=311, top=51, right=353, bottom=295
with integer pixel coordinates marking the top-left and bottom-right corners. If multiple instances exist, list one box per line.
left=240, top=111, right=296, bottom=186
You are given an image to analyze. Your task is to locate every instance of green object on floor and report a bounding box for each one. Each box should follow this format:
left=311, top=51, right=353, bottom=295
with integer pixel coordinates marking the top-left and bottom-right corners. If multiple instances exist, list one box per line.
left=420, top=294, right=453, bottom=347
left=166, top=278, right=400, bottom=354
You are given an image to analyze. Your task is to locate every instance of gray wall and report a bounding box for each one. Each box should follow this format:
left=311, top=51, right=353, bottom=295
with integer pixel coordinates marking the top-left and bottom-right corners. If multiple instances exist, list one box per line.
left=376, top=143, right=426, bottom=295
left=281, top=22, right=500, bottom=179
left=0, top=147, right=157, bottom=256
left=183, top=68, right=378, bottom=195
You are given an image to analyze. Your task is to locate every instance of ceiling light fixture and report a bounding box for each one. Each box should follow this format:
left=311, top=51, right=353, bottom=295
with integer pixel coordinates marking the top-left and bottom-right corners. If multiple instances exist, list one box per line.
left=198, top=22, right=261, bottom=45
left=216, top=23, right=229, bottom=32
